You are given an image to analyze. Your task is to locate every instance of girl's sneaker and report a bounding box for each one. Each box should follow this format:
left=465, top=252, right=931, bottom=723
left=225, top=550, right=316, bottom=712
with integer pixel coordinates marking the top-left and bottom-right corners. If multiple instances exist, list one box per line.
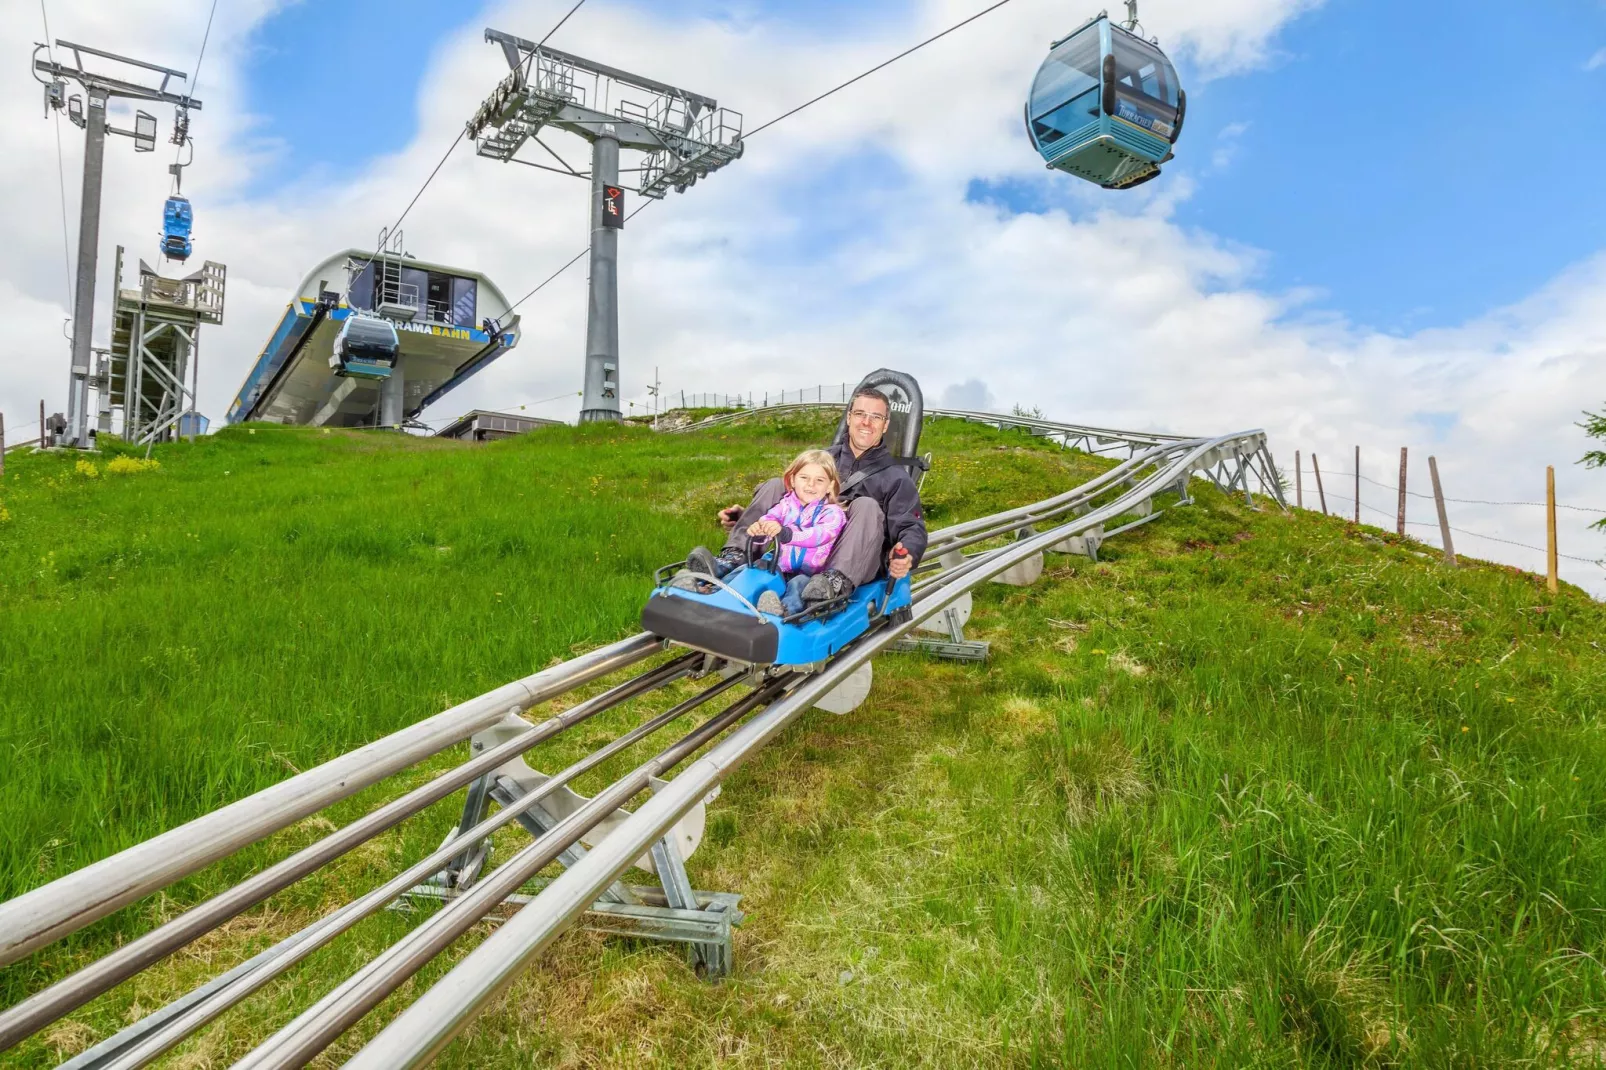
left=756, top=590, right=785, bottom=616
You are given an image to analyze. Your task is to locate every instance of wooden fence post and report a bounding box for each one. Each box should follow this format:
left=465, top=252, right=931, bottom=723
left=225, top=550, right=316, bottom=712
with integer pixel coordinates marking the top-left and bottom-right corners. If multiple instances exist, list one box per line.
left=1396, top=447, right=1407, bottom=537
left=0, top=412, right=6, bottom=477
left=40, top=400, right=46, bottom=448
left=1546, top=465, right=1558, bottom=594
left=1428, top=455, right=1455, bottom=565
left=1295, top=450, right=1303, bottom=509
left=1312, top=453, right=1328, bottom=515
left=1353, top=445, right=1361, bottom=523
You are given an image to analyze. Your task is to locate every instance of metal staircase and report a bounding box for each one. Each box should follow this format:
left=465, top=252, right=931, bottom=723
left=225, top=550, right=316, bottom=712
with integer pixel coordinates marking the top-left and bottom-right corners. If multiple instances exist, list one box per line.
left=105, top=247, right=225, bottom=445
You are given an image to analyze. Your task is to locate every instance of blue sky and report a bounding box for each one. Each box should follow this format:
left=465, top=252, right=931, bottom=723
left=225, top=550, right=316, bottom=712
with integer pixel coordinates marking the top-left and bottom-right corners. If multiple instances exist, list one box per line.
left=1171, top=0, right=1606, bottom=332
left=238, top=0, right=897, bottom=192
left=240, top=0, right=1606, bottom=335
left=239, top=0, right=470, bottom=190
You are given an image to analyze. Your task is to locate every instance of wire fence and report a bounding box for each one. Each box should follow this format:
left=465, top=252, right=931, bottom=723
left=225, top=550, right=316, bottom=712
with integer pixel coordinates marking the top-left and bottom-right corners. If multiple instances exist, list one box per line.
left=1289, top=452, right=1604, bottom=573
left=647, top=384, right=855, bottom=413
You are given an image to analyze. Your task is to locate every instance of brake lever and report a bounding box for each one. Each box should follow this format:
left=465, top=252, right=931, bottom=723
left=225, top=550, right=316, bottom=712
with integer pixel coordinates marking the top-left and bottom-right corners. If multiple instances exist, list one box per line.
left=878, top=545, right=911, bottom=617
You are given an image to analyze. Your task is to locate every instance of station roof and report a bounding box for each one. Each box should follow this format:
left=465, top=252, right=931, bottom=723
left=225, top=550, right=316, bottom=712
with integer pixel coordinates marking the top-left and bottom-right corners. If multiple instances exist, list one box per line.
left=435, top=409, right=565, bottom=440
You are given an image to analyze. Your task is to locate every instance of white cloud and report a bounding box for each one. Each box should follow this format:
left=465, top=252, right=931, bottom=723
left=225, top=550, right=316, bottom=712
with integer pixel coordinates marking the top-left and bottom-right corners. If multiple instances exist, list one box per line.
left=939, top=378, right=997, bottom=412
left=1585, top=47, right=1606, bottom=71
left=4, top=0, right=1604, bottom=593
left=1211, top=121, right=1251, bottom=171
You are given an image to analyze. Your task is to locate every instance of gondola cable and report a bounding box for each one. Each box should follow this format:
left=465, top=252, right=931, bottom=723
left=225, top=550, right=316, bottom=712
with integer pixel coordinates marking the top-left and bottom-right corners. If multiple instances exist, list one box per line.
left=746, top=0, right=1021, bottom=139
left=505, top=0, right=1023, bottom=314
left=39, top=0, right=74, bottom=310
left=341, top=0, right=590, bottom=303
left=169, top=0, right=217, bottom=194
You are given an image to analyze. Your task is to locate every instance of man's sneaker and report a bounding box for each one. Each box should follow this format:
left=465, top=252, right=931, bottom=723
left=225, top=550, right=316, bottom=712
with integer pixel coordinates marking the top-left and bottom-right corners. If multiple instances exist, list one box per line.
left=667, top=570, right=703, bottom=591
left=684, top=545, right=719, bottom=579
left=716, top=546, right=747, bottom=573
left=755, top=590, right=784, bottom=616
left=801, top=569, right=852, bottom=605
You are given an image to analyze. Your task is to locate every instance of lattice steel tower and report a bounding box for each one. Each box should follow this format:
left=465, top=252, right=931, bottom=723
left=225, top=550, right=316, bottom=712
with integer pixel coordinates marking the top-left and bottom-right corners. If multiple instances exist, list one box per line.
left=33, top=41, right=202, bottom=448
left=467, top=30, right=743, bottom=422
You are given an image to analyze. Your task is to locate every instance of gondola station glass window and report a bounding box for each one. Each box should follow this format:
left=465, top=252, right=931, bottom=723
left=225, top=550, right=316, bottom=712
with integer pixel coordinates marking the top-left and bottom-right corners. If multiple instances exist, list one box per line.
left=346, top=262, right=480, bottom=329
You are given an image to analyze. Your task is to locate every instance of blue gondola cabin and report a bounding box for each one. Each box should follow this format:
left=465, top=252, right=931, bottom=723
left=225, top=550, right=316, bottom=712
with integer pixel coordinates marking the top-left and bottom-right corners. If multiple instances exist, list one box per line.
left=1025, top=13, right=1185, bottom=190
left=329, top=314, right=401, bottom=380
left=161, top=195, right=194, bottom=262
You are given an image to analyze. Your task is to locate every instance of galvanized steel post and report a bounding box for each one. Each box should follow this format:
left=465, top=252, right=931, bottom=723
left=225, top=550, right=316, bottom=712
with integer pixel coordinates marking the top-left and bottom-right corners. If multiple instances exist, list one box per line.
left=64, top=88, right=109, bottom=448
left=580, top=134, right=621, bottom=423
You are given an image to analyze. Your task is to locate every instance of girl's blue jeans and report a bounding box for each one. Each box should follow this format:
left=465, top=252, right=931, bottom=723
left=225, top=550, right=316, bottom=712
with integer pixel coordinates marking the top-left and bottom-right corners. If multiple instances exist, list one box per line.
left=781, top=573, right=812, bottom=615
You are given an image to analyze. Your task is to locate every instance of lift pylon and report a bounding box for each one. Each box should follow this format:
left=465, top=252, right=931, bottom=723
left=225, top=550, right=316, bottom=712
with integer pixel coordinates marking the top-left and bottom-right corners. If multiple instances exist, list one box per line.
left=467, top=30, right=744, bottom=423
left=33, top=40, right=202, bottom=449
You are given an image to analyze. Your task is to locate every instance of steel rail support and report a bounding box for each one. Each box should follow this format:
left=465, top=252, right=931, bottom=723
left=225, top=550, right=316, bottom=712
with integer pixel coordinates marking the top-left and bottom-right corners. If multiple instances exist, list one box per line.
left=924, top=445, right=1164, bottom=550
left=0, top=632, right=662, bottom=967
left=80, top=672, right=748, bottom=1070
left=923, top=450, right=1178, bottom=559
left=343, top=432, right=1265, bottom=1069
left=0, top=657, right=695, bottom=1053
left=235, top=678, right=790, bottom=1070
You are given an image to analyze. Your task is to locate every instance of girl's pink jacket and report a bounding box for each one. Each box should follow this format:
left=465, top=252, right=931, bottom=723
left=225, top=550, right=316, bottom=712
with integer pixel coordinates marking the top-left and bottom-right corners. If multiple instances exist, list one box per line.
left=758, top=492, right=846, bottom=574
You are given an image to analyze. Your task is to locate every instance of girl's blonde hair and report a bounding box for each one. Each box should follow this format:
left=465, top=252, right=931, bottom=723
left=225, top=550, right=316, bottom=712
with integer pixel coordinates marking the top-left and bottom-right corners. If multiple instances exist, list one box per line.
left=783, top=449, right=841, bottom=503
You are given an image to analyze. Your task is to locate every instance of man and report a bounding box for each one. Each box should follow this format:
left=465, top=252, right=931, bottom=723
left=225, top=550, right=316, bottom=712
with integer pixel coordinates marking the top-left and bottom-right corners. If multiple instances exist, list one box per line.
left=687, top=386, right=926, bottom=606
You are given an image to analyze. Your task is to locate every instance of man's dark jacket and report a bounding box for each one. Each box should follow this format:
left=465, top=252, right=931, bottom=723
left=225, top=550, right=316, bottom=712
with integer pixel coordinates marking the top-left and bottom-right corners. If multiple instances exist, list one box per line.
left=827, top=441, right=928, bottom=567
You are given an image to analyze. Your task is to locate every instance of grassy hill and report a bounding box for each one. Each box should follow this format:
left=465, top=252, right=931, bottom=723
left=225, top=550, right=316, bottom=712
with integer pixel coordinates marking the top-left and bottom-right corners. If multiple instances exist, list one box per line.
left=1, top=417, right=1603, bottom=1067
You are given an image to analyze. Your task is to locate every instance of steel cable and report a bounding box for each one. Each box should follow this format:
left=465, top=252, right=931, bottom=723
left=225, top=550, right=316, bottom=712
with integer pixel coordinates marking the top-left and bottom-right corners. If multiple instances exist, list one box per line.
left=169, top=0, right=217, bottom=193
left=500, top=0, right=1020, bottom=315
left=39, top=1, right=74, bottom=310
left=341, top=0, right=591, bottom=301
left=744, top=0, right=1021, bottom=138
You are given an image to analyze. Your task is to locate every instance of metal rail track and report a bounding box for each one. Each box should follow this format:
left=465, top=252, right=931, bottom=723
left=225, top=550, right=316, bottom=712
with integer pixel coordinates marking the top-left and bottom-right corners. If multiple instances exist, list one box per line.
left=660, top=402, right=1188, bottom=455
left=0, top=416, right=1283, bottom=1068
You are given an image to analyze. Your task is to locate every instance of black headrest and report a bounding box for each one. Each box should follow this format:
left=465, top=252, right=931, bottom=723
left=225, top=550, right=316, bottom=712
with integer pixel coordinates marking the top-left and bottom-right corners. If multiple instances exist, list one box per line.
left=831, top=369, right=924, bottom=459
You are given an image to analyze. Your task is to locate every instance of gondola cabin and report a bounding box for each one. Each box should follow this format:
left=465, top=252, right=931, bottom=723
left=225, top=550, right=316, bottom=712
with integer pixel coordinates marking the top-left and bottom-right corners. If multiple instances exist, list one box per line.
left=329, top=314, right=400, bottom=380
left=161, top=196, right=194, bottom=262
left=1025, top=13, right=1185, bottom=189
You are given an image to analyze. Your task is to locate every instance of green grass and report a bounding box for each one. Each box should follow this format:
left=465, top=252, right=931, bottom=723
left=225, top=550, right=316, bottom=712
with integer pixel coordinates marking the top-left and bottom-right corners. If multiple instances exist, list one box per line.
left=1, top=419, right=1603, bottom=1067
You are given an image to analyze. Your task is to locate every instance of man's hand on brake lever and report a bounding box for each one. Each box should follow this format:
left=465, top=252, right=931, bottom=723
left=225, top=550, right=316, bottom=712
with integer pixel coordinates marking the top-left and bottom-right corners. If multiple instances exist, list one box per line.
left=887, top=542, right=912, bottom=580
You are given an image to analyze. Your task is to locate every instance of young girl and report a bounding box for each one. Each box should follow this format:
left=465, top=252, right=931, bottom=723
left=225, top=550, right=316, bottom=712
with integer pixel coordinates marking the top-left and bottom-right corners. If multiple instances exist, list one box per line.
left=748, top=450, right=846, bottom=616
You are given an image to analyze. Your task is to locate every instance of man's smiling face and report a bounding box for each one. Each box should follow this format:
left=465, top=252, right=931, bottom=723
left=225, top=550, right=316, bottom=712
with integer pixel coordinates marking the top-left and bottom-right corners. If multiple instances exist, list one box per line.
left=846, top=395, right=889, bottom=454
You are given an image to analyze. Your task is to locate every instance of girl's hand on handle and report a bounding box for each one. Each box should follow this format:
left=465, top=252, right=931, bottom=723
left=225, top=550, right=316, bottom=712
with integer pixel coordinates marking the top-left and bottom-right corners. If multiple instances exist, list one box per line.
left=748, top=519, right=782, bottom=537
left=888, top=542, right=912, bottom=580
